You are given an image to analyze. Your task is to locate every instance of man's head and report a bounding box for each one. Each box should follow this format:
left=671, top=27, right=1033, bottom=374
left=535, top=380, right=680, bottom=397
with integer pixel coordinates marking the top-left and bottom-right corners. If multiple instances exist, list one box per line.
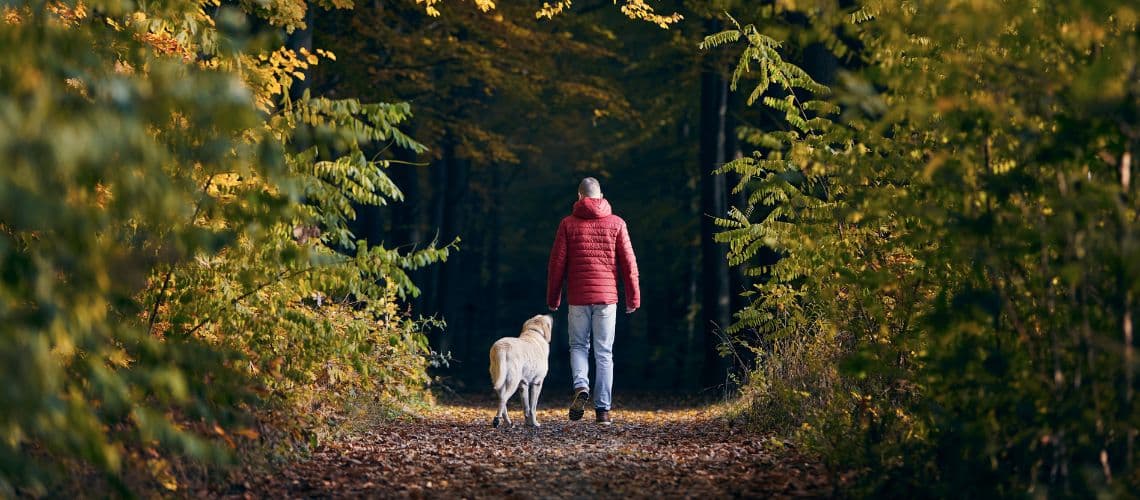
left=578, top=177, right=602, bottom=199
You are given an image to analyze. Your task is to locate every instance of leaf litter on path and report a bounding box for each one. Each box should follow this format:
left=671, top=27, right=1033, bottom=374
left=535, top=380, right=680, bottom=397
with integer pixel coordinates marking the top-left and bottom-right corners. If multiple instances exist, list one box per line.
left=217, top=394, right=832, bottom=499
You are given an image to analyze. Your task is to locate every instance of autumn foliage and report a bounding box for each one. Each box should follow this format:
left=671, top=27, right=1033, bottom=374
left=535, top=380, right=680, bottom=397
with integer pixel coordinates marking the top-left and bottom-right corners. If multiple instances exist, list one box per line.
left=707, top=1, right=1140, bottom=496
left=0, top=0, right=451, bottom=494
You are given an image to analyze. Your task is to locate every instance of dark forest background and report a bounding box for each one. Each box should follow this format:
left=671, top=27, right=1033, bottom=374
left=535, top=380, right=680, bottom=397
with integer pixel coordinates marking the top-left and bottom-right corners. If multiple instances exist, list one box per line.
left=304, top=1, right=831, bottom=393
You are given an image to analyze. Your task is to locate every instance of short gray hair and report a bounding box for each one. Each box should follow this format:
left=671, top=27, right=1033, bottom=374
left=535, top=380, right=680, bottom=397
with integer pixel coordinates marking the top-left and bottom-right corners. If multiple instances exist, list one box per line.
left=578, top=177, right=602, bottom=198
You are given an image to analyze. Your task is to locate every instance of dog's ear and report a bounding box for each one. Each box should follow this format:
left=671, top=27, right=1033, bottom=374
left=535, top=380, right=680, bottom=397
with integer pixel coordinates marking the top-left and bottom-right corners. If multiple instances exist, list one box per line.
left=543, top=316, right=553, bottom=343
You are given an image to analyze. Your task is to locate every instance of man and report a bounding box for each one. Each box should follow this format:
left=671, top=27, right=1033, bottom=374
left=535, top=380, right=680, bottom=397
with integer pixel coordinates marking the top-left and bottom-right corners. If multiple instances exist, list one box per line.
left=547, top=177, right=640, bottom=425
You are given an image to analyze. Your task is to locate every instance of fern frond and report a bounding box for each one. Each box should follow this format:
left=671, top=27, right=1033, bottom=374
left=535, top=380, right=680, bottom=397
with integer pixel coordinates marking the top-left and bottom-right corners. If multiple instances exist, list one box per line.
left=699, top=29, right=741, bottom=50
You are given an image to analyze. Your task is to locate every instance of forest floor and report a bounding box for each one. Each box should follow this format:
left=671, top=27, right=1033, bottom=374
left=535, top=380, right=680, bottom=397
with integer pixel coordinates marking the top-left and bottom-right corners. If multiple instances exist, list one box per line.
left=218, top=394, right=833, bottom=499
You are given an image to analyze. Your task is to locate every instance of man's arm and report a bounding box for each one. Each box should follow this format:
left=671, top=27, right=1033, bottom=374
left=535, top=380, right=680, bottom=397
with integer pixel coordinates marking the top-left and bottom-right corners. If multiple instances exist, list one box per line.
left=616, top=221, right=640, bottom=313
left=546, top=220, right=568, bottom=310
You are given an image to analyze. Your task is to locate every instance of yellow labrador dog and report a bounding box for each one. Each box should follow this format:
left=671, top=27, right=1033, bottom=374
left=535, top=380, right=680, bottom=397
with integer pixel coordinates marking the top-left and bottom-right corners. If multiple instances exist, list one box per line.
left=489, top=314, right=553, bottom=427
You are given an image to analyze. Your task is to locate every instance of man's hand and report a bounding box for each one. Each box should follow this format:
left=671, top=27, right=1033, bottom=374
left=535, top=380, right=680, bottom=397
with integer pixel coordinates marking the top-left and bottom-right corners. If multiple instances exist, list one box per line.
left=549, top=306, right=558, bottom=312
left=625, top=307, right=637, bottom=314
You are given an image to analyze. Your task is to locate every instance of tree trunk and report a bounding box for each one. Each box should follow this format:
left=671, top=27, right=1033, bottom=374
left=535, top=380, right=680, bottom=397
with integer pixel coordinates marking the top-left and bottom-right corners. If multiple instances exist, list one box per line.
left=430, top=133, right=470, bottom=357
left=726, top=103, right=752, bottom=382
left=389, top=143, right=424, bottom=311
left=425, top=135, right=452, bottom=352
left=699, top=20, right=732, bottom=388
left=1121, top=148, right=1134, bottom=470
left=440, top=143, right=469, bottom=313
left=427, top=144, right=449, bottom=316
left=390, top=148, right=422, bottom=247
left=726, top=93, right=748, bottom=318
left=484, top=163, right=505, bottom=350
left=286, top=9, right=314, bottom=103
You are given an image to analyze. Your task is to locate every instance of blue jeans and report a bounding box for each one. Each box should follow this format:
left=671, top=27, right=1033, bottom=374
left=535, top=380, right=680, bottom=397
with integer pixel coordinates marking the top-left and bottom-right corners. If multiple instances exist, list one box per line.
left=568, top=304, right=617, bottom=411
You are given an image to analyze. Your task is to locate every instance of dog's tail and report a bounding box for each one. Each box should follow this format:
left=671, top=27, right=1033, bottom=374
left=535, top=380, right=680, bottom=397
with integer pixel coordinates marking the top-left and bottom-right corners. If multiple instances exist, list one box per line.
left=489, top=344, right=509, bottom=391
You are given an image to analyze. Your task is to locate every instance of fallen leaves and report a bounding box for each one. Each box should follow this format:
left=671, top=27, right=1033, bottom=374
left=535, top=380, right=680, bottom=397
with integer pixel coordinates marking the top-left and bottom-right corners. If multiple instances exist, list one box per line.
left=215, top=395, right=831, bottom=498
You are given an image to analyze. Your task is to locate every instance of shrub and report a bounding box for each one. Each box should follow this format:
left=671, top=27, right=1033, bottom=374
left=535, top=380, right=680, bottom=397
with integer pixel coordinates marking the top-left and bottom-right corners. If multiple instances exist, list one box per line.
left=706, top=2, right=1140, bottom=496
left=0, top=0, right=450, bottom=494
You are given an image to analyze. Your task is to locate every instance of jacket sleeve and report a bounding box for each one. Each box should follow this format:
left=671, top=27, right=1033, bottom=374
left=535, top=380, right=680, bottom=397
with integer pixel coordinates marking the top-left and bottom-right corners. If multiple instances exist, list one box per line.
left=616, top=221, right=640, bottom=310
left=547, top=220, right=568, bottom=309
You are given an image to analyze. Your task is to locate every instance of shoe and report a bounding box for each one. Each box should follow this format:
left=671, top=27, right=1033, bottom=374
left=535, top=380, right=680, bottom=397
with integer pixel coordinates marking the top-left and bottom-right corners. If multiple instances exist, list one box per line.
left=569, top=388, right=590, bottom=421
left=595, top=408, right=612, bottom=425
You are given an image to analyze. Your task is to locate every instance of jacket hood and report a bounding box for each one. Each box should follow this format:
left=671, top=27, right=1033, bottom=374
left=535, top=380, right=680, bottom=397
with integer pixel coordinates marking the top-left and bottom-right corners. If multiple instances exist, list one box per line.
left=572, top=197, right=612, bottom=219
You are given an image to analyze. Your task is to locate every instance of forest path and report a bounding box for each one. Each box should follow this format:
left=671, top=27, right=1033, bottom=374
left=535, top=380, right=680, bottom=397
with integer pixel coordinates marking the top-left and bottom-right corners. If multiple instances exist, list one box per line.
left=226, top=395, right=831, bottom=499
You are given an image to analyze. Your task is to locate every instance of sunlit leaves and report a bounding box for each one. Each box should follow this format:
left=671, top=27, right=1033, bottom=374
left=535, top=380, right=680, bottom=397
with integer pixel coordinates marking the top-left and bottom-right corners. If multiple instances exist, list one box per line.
left=535, top=0, right=571, bottom=20
left=616, top=0, right=683, bottom=29
left=416, top=0, right=681, bottom=27
left=0, top=0, right=450, bottom=492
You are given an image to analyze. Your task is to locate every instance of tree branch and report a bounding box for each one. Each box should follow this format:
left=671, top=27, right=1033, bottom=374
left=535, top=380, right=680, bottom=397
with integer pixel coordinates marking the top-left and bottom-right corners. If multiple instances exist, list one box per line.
left=147, top=174, right=217, bottom=336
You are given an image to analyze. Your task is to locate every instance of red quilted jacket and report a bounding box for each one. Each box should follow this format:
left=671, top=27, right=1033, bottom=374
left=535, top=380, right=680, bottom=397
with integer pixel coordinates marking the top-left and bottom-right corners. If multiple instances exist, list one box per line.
left=547, top=197, right=640, bottom=310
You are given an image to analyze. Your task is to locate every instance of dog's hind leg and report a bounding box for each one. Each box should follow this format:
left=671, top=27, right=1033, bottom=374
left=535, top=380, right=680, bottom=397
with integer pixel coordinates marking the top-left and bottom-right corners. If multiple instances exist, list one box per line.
left=527, top=381, right=543, bottom=427
left=494, top=388, right=510, bottom=428
left=496, top=376, right=519, bottom=427
left=518, top=381, right=532, bottom=426
left=493, top=395, right=506, bottom=428
left=493, top=379, right=514, bottom=428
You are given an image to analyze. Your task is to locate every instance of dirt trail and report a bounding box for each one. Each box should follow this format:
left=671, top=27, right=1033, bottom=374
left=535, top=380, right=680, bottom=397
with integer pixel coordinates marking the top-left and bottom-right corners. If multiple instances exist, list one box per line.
left=224, top=395, right=832, bottom=499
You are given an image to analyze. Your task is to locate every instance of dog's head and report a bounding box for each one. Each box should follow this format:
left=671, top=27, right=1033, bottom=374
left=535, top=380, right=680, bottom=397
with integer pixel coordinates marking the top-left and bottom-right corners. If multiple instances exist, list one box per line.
left=523, top=314, right=554, bottom=343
